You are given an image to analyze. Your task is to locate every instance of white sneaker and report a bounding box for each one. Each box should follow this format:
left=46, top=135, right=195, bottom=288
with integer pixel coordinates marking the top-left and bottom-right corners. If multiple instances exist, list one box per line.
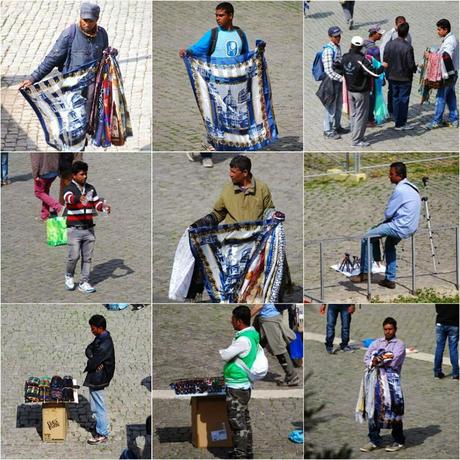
left=202, top=157, right=213, bottom=168
left=78, top=281, right=96, bottom=293
left=185, top=152, right=195, bottom=162
left=65, top=275, right=75, bottom=291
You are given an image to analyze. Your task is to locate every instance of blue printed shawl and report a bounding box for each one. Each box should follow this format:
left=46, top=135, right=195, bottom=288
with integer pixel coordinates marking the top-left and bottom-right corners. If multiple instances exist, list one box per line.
left=183, top=41, right=279, bottom=151
left=188, top=218, right=286, bottom=303
left=355, top=349, right=405, bottom=428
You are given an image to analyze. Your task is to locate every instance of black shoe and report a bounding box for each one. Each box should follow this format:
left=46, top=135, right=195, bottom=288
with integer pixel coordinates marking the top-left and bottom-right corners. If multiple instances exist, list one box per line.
left=323, top=131, right=341, bottom=140
left=378, top=279, right=396, bottom=289
left=336, top=126, right=350, bottom=134
left=453, top=376, right=459, bottom=380
left=435, top=372, right=446, bottom=379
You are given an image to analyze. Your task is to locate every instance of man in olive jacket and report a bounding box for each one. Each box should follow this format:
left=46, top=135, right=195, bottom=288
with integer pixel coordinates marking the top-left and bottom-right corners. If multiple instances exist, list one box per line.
left=83, top=314, right=115, bottom=445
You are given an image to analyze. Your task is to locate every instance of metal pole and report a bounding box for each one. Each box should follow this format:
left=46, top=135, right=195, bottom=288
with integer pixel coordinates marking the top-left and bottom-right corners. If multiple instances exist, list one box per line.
left=345, top=153, right=350, bottom=172
left=411, top=234, right=416, bottom=294
left=456, top=226, right=459, bottom=290
left=354, top=152, right=360, bottom=174
left=319, top=241, right=324, bottom=302
left=367, top=236, right=371, bottom=301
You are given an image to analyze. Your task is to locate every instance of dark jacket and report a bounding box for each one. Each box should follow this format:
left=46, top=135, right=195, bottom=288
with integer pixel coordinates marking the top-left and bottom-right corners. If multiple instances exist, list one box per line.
left=383, top=37, right=417, bottom=82
left=30, top=24, right=108, bottom=83
left=435, top=305, right=459, bottom=327
left=342, top=49, right=385, bottom=92
left=83, top=331, right=115, bottom=390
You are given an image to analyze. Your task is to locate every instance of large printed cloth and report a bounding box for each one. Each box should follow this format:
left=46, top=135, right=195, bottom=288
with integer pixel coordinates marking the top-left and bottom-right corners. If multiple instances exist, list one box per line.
left=20, top=49, right=132, bottom=151
left=169, top=218, right=286, bottom=303
left=183, top=41, right=278, bottom=151
left=355, top=349, right=405, bottom=429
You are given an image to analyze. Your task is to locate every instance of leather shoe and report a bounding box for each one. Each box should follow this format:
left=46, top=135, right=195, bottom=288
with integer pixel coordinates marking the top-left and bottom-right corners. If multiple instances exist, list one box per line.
left=378, top=279, right=396, bottom=289
left=349, top=273, right=368, bottom=283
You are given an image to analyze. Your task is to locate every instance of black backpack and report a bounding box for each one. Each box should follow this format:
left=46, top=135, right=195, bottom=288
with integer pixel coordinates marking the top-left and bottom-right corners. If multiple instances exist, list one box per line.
left=208, top=26, right=247, bottom=56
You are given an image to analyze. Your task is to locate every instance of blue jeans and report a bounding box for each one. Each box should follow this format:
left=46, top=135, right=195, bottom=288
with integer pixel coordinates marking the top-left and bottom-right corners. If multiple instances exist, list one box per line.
left=433, top=77, right=458, bottom=124
left=391, top=80, right=412, bottom=127
left=1, top=153, right=8, bottom=181
left=325, top=304, right=351, bottom=349
left=360, top=223, right=402, bottom=281
left=89, top=388, right=109, bottom=437
left=323, top=80, right=343, bottom=133
left=434, top=324, right=459, bottom=377
left=369, top=419, right=405, bottom=446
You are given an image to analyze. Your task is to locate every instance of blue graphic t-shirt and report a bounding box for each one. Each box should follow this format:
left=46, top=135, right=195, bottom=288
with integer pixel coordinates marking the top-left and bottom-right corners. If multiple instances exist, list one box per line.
left=188, top=27, right=247, bottom=58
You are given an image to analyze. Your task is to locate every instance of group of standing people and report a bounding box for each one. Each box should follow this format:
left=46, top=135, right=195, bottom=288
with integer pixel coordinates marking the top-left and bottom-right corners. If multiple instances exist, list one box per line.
left=317, top=15, right=458, bottom=146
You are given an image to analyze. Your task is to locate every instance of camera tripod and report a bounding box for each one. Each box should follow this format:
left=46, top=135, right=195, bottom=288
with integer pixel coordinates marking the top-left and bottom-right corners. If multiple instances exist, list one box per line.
left=422, top=176, right=438, bottom=273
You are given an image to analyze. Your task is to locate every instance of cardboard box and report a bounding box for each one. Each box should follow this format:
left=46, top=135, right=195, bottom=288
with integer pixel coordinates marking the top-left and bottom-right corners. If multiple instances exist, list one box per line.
left=191, top=395, right=232, bottom=448
left=42, top=403, right=68, bottom=442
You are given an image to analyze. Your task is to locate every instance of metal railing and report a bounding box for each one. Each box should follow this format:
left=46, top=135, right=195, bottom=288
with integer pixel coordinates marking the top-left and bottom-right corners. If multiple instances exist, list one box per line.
left=305, top=225, right=459, bottom=302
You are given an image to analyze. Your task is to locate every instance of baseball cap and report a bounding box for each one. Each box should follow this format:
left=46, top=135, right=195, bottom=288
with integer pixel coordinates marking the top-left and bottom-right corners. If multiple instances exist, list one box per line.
left=368, top=24, right=385, bottom=35
left=351, top=36, right=364, bottom=46
left=80, top=2, right=100, bottom=21
left=328, top=26, right=342, bottom=37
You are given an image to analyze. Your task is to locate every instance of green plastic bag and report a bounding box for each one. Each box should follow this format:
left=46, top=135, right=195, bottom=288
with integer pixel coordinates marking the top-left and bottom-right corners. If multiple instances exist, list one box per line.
left=46, top=216, right=67, bottom=246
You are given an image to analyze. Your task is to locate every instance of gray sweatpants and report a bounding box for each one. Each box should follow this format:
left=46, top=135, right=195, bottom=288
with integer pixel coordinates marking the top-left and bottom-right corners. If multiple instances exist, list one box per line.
left=66, top=227, right=96, bottom=282
left=349, top=91, right=370, bottom=143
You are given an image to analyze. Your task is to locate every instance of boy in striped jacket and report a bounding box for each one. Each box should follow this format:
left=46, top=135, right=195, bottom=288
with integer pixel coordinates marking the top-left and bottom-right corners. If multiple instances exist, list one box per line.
left=63, top=161, right=111, bottom=293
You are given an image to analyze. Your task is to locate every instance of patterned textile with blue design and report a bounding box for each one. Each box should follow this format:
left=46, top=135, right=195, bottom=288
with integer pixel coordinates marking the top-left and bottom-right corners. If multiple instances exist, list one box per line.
left=183, top=41, right=279, bottom=151
left=189, top=217, right=286, bottom=303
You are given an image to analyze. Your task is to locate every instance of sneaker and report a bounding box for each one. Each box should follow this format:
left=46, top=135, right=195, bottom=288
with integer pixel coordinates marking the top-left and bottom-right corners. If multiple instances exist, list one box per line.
left=326, top=347, right=336, bottom=354
left=202, top=157, right=213, bottom=168
left=443, top=120, right=459, bottom=128
left=340, top=345, right=354, bottom=353
left=65, top=275, right=75, bottom=291
left=360, top=442, right=378, bottom=452
left=78, top=281, right=96, bottom=293
left=323, top=131, right=341, bottom=140
left=349, top=273, right=368, bottom=283
left=87, top=434, right=108, bottom=445
left=434, top=372, right=445, bottom=379
left=336, top=126, right=350, bottom=134
left=385, top=442, right=404, bottom=452
left=1, top=179, right=11, bottom=186
left=351, top=140, right=370, bottom=147
left=400, top=125, right=414, bottom=131
left=394, top=126, right=404, bottom=131
left=285, top=374, right=300, bottom=386
left=185, top=152, right=195, bottom=162
left=378, top=278, right=396, bottom=289
left=424, top=121, right=442, bottom=130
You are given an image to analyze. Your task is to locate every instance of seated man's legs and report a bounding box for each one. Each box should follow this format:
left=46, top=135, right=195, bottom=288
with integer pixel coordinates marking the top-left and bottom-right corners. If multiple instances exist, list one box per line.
left=383, top=235, right=401, bottom=282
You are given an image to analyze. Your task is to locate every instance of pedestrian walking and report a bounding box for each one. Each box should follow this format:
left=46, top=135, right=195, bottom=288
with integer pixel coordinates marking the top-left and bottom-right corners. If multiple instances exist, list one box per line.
left=339, top=1, right=355, bottom=30
left=320, top=304, right=356, bottom=354
left=30, top=153, right=64, bottom=221
left=424, top=19, right=459, bottom=130
left=433, top=304, right=459, bottom=380
left=219, top=305, right=258, bottom=459
left=383, top=22, right=417, bottom=130
left=63, top=161, right=111, bottom=293
left=83, top=314, right=116, bottom=445
left=350, top=162, right=421, bottom=289
left=357, top=317, right=406, bottom=452
left=341, top=36, right=386, bottom=147
left=1, top=152, right=9, bottom=186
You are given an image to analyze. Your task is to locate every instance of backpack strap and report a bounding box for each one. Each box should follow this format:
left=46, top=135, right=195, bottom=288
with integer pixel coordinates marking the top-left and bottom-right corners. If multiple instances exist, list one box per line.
left=234, top=26, right=247, bottom=54
left=404, top=182, right=420, bottom=194
left=62, top=23, right=77, bottom=73
left=208, top=27, right=219, bottom=56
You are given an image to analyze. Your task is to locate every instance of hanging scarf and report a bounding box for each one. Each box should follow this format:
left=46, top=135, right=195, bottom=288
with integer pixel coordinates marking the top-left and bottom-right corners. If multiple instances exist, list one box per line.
left=370, top=57, right=389, bottom=125
left=183, top=41, right=278, bottom=151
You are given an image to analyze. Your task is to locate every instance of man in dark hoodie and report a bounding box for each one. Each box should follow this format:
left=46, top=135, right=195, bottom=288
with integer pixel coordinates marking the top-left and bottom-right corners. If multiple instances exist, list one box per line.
left=342, top=36, right=386, bottom=147
left=84, top=314, right=116, bottom=445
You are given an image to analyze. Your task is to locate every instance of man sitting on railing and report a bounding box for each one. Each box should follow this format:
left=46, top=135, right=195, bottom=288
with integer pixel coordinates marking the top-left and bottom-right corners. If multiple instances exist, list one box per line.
left=350, top=162, right=421, bottom=289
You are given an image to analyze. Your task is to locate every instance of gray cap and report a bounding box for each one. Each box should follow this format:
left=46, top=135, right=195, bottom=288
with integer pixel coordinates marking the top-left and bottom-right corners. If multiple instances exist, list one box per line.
left=80, top=2, right=100, bottom=21
left=368, top=24, right=385, bottom=35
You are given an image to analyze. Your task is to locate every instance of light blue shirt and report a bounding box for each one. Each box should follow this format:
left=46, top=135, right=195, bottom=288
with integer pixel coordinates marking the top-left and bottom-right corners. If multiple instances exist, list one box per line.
left=259, top=303, right=280, bottom=318
left=188, top=27, right=247, bottom=57
left=384, top=178, right=421, bottom=239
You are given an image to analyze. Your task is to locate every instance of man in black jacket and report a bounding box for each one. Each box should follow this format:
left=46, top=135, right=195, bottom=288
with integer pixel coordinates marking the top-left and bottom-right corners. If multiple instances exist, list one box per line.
left=342, top=36, right=386, bottom=146
left=84, top=314, right=116, bottom=445
left=383, top=22, right=417, bottom=130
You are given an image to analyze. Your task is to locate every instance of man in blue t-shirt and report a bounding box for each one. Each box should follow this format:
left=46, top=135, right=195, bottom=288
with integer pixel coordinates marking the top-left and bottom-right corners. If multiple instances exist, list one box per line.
left=179, top=2, right=249, bottom=167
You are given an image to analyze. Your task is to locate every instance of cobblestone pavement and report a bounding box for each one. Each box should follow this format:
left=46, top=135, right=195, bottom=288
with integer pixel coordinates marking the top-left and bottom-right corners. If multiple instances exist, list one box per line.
left=1, top=153, right=151, bottom=303
left=304, top=1, right=459, bottom=152
left=153, top=152, right=304, bottom=303
left=304, top=304, right=459, bottom=459
left=1, top=0, right=152, bottom=152
left=1, top=304, right=152, bottom=459
left=153, top=305, right=303, bottom=459
left=304, top=156, right=459, bottom=302
left=153, top=1, right=303, bottom=151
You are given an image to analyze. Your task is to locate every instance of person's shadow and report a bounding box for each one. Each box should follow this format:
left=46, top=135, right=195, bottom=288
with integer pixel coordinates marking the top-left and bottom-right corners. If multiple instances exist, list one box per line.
left=91, top=258, right=134, bottom=285
left=381, top=425, right=441, bottom=447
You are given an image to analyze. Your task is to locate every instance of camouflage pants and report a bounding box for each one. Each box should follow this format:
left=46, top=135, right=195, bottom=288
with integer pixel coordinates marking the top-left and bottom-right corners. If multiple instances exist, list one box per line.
left=226, top=387, right=253, bottom=459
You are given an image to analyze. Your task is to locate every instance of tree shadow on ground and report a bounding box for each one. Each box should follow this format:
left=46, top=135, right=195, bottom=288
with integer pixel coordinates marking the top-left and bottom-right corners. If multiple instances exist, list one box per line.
left=283, top=284, right=305, bottom=303
left=91, top=258, right=135, bottom=285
